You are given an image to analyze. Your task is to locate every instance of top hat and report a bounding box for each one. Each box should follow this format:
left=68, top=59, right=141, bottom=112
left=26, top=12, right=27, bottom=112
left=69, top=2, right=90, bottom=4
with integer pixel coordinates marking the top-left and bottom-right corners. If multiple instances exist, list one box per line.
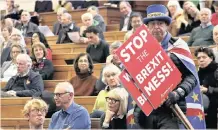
left=143, top=4, right=172, bottom=25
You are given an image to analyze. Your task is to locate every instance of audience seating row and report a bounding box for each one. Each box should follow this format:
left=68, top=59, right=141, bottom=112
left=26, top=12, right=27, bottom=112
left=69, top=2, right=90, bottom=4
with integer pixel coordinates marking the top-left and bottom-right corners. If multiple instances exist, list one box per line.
left=1, top=118, right=100, bottom=129
left=1, top=96, right=96, bottom=118
left=39, top=7, right=121, bottom=27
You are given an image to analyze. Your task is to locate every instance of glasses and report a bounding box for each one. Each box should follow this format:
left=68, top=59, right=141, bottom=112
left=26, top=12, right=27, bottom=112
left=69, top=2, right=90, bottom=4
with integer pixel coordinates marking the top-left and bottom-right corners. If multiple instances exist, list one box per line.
left=105, top=73, right=117, bottom=78
left=54, top=92, right=70, bottom=98
left=12, top=51, right=21, bottom=54
left=78, top=59, right=88, bottom=63
left=31, top=108, right=47, bottom=114
left=106, top=97, right=120, bottom=104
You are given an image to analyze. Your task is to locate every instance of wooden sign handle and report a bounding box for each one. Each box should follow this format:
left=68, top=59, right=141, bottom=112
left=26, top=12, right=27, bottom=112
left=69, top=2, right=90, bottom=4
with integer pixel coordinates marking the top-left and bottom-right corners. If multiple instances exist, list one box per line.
left=171, top=104, right=194, bottom=130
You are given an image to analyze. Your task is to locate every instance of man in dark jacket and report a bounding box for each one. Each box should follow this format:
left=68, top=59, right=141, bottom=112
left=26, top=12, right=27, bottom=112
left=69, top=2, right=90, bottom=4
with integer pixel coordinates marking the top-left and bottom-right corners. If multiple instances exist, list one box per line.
left=15, top=10, right=39, bottom=38
left=56, top=13, right=79, bottom=44
left=119, top=1, right=134, bottom=31
left=133, top=4, right=198, bottom=129
left=1, top=54, right=44, bottom=97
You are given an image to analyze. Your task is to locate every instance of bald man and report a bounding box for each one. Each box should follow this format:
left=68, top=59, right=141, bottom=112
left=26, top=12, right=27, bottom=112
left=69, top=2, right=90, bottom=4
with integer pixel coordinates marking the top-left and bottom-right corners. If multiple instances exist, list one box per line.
left=48, top=82, right=91, bottom=129
left=15, top=10, right=39, bottom=37
left=56, top=12, right=80, bottom=44
left=2, top=54, right=44, bottom=97
left=119, top=1, right=134, bottom=31
left=187, top=8, right=214, bottom=46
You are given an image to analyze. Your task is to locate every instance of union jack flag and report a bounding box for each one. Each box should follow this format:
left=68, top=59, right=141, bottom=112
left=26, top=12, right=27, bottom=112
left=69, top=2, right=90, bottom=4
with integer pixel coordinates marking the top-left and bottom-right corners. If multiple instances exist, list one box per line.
left=168, top=38, right=206, bottom=129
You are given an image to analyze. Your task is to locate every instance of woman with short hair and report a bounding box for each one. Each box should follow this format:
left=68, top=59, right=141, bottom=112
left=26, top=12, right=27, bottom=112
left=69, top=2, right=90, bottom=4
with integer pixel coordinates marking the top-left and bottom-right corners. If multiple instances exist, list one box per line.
left=100, top=87, right=128, bottom=129
left=1, top=43, right=26, bottom=81
left=195, top=47, right=218, bottom=129
left=1, top=26, right=13, bottom=53
left=31, top=43, right=54, bottom=80
left=91, top=64, right=122, bottom=118
left=69, top=53, right=97, bottom=96
left=22, top=98, right=48, bottom=130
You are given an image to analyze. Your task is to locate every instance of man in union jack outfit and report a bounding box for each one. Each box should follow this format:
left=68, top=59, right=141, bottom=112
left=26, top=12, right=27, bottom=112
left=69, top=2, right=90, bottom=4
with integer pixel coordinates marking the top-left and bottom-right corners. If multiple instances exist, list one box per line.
left=133, top=4, right=206, bottom=129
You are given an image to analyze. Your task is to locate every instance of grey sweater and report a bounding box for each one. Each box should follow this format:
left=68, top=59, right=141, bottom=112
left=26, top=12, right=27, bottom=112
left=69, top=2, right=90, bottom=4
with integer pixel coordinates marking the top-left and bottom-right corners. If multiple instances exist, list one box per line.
left=187, top=25, right=214, bottom=46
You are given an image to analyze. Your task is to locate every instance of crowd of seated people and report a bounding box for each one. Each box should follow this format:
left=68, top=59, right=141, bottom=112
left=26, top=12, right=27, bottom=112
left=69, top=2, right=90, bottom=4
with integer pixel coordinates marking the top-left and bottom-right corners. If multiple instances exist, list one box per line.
left=2, top=0, right=218, bottom=129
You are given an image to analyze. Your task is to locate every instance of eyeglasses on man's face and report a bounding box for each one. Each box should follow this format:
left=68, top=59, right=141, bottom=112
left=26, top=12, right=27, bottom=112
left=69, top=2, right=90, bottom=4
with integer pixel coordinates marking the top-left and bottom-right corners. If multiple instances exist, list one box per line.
left=105, top=97, right=120, bottom=104
left=30, top=108, right=47, bottom=114
left=54, top=92, right=70, bottom=98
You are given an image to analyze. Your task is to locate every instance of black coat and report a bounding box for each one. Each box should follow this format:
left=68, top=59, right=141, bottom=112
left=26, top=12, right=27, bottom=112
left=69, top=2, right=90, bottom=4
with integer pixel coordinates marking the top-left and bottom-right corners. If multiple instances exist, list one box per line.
left=15, top=21, right=39, bottom=37
left=32, top=58, right=54, bottom=80
left=2, top=70, right=44, bottom=97
left=56, top=23, right=80, bottom=44
left=198, top=61, right=218, bottom=100
left=119, top=11, right=134, bottom=31
left=100, top=113, right=127, bottom=129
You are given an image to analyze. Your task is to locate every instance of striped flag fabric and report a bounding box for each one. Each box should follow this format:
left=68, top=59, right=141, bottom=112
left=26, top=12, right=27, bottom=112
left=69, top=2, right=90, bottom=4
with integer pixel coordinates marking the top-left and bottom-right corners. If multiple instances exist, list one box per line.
left=168, top=38, right=206, bottom=129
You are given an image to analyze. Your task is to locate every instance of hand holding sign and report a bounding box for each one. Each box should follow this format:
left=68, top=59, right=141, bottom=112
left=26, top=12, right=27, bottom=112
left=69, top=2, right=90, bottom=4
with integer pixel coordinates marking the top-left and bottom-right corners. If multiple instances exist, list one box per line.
left=116, top=25, right=182, bottom=109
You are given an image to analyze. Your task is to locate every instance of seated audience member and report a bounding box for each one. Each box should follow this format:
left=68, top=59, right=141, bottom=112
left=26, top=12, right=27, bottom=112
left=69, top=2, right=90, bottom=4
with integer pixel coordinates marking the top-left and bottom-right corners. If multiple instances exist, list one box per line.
left=1, top=26, right=13, bottom=53
left=87, top=6, right=106, bottom=32
left=34, top=0, right=53, bottom=13
left=91, top=64, right=122, bottom=118
left=95, top=41, right=123, bottom=92
left=124, top=12, right=143, bottom=41
left=31, top=32, right=52, bottom=60
left=15, top=10, right=39, bottom=37
left=53, top=7, right=67, bottom=35
left=187, top=8, right=214, bottom=46
left=56, top=13, right=80, bottom=44
left=167, top=0, right=187, bottom=36
left=195, top=47, right=218, bottom=129
left=213, top=25, right=218, bottom=62
left=55, top=0, right=73, bottom=12
left=1, top=28, right=25, bottom=66
left=178, top=1, right=201, bottom=35
left=10, top=28, right=26, bottom=46
left=84, top=26, right=109, bottom=63
left=119, top=1, right=134, bottom=31
left=211, top=1, right=218, bottom=26
left=31, top=43, right=54, bottom=80
left=48, top=82, right=91, bottom=129
left=1, top=54, right=44, bottom=97
left=69, top=53, right=97, bottom=96
left=22, top=98, right=48, bottom=130
left=80, top=13, right=104, bottom=42
left=5, top=0, right=19, bottom=15
left=100, top=87, right=128, bottom=129
left=1, top=44, right=26, bottom=81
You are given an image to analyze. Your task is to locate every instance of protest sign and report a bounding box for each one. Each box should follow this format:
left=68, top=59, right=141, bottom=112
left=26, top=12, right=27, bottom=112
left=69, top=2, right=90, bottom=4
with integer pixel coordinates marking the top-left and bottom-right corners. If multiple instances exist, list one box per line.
left=120, top=70, right=153, bottom=116
left=116, top=25, right=182, bottom=109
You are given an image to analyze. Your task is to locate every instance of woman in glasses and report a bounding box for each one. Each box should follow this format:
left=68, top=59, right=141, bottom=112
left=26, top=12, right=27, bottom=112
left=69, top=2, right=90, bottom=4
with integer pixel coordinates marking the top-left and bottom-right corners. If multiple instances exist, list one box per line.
left=22, top=98, right=48, bottom=130
left=69, top=53, right=97, bottom=96
left=195, top=47, right=218, bottom=129
left=100, top=87, right=128, bottom=129
left=90, top=64, right=122, bottom=118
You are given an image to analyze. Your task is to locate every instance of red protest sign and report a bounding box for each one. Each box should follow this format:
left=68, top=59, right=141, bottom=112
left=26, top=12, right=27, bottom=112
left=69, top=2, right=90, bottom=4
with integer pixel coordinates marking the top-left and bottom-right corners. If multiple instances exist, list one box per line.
left=116, top=25, right=182, bottom=109
left=120, top=70, right=153, bottom=116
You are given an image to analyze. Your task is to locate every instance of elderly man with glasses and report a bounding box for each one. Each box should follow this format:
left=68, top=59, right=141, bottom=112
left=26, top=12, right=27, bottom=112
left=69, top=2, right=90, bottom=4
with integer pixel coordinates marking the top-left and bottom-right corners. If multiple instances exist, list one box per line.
left=48, top=82, right=91, bottom=129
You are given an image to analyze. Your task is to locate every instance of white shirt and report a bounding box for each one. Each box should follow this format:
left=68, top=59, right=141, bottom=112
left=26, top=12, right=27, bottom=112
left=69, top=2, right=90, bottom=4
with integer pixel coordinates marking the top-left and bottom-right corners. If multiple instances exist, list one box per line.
left=121, top=12, right=131, bottom=31
left=1, top=63, right=17, bottom=82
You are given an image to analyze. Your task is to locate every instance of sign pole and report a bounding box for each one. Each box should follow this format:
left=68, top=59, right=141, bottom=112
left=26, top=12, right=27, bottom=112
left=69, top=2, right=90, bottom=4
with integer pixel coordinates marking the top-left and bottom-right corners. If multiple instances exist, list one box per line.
left=171, top=104, right=194, bottom=130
